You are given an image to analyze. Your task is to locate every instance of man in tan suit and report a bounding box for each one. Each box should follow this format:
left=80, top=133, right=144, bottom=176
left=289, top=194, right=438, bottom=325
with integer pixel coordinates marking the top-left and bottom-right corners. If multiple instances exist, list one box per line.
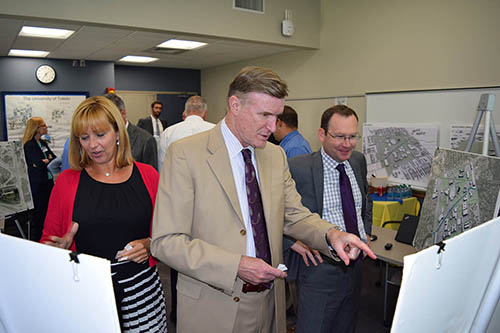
left=151, top=66, right=375, bottom=332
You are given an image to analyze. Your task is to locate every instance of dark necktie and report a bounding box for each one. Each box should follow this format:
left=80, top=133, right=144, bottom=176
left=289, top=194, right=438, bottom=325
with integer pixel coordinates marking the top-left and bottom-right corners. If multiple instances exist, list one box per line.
left=155, top=119, right=160, bottom=136
left=336, top=163, right=359, bottom=236
left=242, top=149, right=271, bottom=265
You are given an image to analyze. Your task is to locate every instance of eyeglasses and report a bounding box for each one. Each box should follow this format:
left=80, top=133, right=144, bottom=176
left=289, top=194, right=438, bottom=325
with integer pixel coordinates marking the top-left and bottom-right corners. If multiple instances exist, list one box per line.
left=326, top=131, right=360, bottom=142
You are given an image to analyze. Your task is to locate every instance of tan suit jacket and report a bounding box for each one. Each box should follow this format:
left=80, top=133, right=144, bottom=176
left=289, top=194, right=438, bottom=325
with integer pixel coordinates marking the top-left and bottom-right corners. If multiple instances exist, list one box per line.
left=151, top=122, right=333, bottom=332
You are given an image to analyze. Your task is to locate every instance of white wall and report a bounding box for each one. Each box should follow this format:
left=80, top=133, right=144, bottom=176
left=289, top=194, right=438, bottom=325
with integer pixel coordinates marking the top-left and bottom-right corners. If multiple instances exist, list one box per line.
left=201, top=0, right=500, bottom=151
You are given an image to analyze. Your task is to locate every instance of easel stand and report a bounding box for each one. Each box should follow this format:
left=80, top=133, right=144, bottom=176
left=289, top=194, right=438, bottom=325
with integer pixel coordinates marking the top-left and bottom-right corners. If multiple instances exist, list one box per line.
left=465, top=93, right=500, bottom=156
left=2, top=212, right=31, bottom=240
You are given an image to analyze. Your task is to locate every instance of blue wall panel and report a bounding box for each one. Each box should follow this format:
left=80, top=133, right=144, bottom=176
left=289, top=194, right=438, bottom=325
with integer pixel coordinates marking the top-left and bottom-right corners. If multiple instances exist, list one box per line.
left=114, top=65, right=200, bottom=93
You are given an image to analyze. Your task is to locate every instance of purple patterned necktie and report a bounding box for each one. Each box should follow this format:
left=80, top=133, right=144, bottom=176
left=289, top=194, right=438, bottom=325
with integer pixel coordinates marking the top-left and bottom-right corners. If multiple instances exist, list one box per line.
left=336, top=163, right=359, bottom=236
left=242, top=149, right=271, bottom=265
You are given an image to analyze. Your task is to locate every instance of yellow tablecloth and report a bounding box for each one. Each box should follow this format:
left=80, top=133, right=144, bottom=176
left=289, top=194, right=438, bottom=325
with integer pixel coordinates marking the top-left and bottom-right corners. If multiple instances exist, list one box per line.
left=372, top=197, right=420, bottom=230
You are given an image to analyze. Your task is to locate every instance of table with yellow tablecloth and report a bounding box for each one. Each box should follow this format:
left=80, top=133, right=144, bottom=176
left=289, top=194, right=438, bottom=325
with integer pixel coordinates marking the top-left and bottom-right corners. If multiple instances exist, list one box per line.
left=372, top=196, right=420, bottom=230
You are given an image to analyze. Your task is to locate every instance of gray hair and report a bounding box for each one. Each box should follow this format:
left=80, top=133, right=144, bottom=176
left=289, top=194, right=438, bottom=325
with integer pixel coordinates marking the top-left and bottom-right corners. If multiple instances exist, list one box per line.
left=104, top=93, right=126, bottom=111
left=185, top=95, right=207, bottom=115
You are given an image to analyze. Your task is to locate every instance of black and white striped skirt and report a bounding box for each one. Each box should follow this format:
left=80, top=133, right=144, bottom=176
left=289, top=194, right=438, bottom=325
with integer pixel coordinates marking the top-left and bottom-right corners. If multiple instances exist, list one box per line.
left=111, top=262, right=167, bottom=332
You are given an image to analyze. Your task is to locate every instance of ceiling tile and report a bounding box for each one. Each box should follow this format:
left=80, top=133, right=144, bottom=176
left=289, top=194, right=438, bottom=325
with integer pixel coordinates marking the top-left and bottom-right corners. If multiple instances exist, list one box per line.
left=0, top=18, right=300, bottom=68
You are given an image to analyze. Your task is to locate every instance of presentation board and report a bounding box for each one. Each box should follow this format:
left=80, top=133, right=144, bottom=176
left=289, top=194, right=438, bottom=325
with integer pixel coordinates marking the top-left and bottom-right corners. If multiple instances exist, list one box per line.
left=392, top=217, right=500, bottom=332
left=0, top=141, right=33, bottom=217
left=366, top=87, right=500, bottom=148
left=362, top=123, right=438, bottom=188
left=2, top=92, right=88, bottom=156
left=0, top=233, right=120, bottom=332
left=414, top=148, right=500, bottom=250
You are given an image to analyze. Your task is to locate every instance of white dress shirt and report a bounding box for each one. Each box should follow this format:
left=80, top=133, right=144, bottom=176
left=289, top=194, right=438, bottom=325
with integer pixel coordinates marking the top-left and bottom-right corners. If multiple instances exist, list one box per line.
left=150, top=115, right=164, bottom=137
left=220, top=118, right=258, bottom=258
left=158, top=115, right=215, bottom=170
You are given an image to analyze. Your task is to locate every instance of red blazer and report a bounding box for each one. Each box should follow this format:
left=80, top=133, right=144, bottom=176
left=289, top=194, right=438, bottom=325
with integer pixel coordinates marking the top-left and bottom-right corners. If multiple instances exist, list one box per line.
left=40, top=162, right=159, bottom=266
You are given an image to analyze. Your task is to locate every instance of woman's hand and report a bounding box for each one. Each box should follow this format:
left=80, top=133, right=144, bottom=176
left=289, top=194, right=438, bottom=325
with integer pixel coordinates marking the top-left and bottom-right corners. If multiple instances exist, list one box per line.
left=118, top=238, right=151, bottom=263
left=45, top=222, right=79, bottom=249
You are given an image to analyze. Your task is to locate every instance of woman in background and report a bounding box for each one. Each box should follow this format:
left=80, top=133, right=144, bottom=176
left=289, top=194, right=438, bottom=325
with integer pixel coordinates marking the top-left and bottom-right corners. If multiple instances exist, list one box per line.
left=40, top=96, right=167, bottom=332
left=23, top=117, right=55, bottom=242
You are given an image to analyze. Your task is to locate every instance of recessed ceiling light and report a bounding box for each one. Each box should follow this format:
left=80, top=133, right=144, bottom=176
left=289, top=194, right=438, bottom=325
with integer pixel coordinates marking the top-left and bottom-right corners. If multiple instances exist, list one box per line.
left=8, top=49, right=50, bottom=57
left=118, top=56, right=159, bottom=63
left=157, top=39, right=207, bottom=50
left=19, top=26, right=74, bottom=39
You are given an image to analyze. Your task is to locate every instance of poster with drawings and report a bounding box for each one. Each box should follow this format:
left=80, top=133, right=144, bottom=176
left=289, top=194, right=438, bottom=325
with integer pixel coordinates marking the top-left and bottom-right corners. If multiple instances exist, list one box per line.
left=0, top=141, right=33, bottom=217
left=362, top=123, right=439, bottom=189
left=3, top=93, right=88, bottom=156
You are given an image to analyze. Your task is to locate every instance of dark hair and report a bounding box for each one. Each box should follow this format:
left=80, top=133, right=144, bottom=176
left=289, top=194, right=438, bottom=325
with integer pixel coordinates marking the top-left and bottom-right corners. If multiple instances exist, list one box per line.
left=151, top=101, right=163, bottom=108
left=278, top=105, right=298, bottom=129
left=320, top=105, right=359, bottom=132
left=104, top=93, right=125, bottom=111
left=228, top=66, right=288, bottom=101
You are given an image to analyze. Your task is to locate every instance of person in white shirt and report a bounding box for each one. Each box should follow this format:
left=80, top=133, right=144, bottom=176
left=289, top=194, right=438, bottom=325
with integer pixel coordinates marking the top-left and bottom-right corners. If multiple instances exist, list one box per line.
left=158, top=96, right=215, bottom=170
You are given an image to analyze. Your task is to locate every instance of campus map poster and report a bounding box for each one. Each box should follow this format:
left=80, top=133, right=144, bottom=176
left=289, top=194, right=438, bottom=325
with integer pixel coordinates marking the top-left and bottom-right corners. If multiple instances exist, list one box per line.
left=3, top=93, right=87, bottom=156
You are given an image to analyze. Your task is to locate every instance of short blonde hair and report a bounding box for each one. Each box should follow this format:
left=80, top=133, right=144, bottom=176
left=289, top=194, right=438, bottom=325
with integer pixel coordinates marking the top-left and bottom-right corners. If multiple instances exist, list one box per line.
left=69, top=96, right=133, bottom=170
left=22, top=117, right=45, bottom=145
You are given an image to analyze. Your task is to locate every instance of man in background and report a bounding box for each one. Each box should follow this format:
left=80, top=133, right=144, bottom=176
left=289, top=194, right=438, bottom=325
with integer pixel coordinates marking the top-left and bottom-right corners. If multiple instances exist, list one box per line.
left=273, top=105, right=312, bottom=158
left=158, top=95, right=215, bottom=170
left=137, top=100, right=168, bottom=137
left=104, top=93, right=158, bottom=170
left=287, top=105, right=372, bottom=333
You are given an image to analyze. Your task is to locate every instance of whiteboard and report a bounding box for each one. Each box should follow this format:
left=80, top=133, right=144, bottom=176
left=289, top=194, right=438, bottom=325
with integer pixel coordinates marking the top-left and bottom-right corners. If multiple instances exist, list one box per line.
left=366, top=87, right=500, bottom=148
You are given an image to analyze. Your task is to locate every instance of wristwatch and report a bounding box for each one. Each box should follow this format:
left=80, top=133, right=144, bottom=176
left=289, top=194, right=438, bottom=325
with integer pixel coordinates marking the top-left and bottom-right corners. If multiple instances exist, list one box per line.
left=325, top=225, right=343, bottom=262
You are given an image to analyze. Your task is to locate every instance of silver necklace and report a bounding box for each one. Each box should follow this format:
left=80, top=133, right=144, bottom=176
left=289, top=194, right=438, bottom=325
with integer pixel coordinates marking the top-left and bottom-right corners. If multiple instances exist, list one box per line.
left=105, top=172, right=110, bottom=177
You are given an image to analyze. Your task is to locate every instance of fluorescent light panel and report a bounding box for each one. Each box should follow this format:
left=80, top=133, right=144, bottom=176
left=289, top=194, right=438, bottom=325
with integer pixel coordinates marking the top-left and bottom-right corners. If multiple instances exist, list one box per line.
left=119, top=56, right=158, bottom=63
left=19, top=26, right=74, bottom=39
left=8, top=49, right=49, bottom=57
left=157, top=39, right=207, bottom=50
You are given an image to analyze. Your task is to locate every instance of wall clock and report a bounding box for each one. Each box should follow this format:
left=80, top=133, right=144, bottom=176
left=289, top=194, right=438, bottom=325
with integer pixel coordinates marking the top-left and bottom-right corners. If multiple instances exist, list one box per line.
left=36, top=64, right=56, bottom=84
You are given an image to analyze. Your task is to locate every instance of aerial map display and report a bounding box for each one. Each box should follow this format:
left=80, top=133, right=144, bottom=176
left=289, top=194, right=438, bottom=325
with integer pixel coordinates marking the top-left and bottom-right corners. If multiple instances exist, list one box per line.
left=0, top=141, right=33, bottom=217
left=413, top=148, right=500, bottom=250
left=4, top=93, right=87, bottom=156
left=362, top=123, right=439, bottom=189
